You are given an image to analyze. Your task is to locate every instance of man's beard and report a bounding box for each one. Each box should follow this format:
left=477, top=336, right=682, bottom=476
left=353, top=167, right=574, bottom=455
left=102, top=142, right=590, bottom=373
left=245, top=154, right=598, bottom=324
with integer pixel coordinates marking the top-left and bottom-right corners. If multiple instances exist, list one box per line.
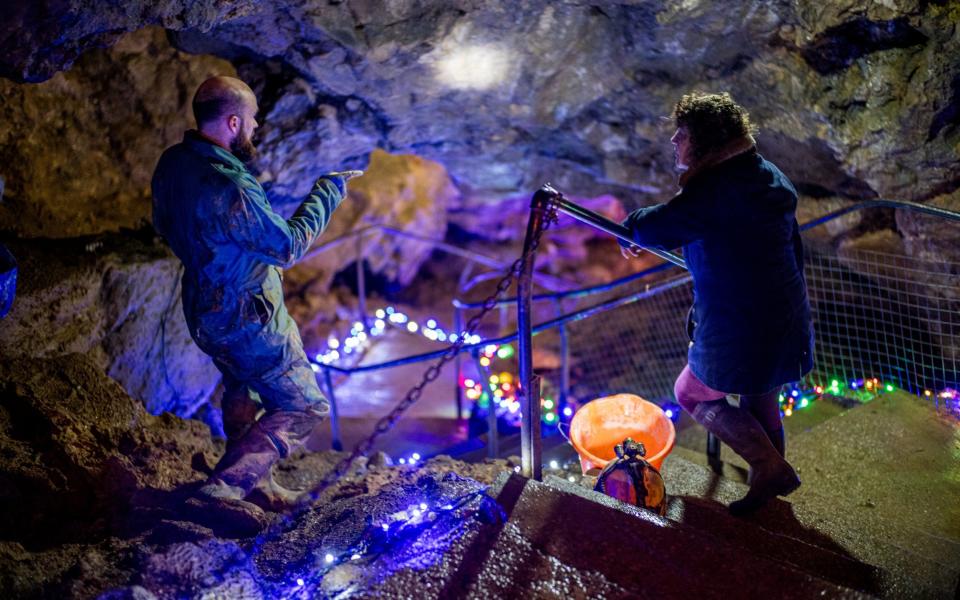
left=230, top=127, right=258, bottom=164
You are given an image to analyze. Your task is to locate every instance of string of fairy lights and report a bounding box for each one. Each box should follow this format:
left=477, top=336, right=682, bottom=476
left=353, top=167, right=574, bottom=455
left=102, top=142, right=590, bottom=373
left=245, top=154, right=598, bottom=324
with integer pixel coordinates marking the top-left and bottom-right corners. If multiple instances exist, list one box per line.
left=280, top=487, right=495, bottom=599
left=307, top=305, right=960, bottom=455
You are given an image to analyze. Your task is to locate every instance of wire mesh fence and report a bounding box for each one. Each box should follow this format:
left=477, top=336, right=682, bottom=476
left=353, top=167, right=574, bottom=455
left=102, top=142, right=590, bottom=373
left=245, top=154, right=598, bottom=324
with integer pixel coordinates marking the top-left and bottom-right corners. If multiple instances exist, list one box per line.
left=564, top=272, right=693, bottom=404
left=552, top=216, right=959, bottom=409
left=803, top=241, right=959, bottom=398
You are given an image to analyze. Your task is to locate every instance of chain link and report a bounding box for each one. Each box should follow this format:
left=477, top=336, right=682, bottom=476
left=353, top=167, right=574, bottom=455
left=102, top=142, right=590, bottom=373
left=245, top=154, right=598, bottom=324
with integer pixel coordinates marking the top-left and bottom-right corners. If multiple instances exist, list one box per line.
left=295, top=193, right=560, bottom=508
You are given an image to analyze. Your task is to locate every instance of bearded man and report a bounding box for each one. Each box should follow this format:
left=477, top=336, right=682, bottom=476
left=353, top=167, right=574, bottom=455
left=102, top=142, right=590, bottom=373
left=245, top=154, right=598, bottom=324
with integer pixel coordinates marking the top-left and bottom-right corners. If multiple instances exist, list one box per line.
left=152, top=76, right=361, bottom=518
left=621, top=92, right=814, bottom=515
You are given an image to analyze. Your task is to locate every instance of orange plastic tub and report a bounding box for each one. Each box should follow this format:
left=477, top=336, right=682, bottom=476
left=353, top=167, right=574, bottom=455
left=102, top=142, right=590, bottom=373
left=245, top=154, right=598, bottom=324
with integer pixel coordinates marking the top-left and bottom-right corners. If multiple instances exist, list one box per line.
left=569, top=393, right=676, bottom=474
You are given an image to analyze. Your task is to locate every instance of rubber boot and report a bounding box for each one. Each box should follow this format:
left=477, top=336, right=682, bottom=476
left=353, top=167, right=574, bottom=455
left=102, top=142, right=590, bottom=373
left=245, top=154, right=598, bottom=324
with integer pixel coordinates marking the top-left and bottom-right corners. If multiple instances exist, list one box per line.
left=690, top=400, right=800, bottom=516
left=211, top=407, right=325, bottom=497
left=768, top=427, right=785, bottom=457
left=222, top=386, right=259, bottom=443
left=748, top=427, right=786, bottom=485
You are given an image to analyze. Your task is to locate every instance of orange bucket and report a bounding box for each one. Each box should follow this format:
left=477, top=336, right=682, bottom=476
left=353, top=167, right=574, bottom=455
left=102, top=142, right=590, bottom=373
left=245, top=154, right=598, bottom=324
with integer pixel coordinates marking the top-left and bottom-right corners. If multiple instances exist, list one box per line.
left=569, top=394, right=676, bottom=474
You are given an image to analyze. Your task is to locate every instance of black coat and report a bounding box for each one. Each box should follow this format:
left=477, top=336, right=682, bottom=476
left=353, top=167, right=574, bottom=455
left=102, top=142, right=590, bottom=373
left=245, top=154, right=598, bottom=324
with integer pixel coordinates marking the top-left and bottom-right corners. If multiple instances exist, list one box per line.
left=623, top=150, right=814, bottom=394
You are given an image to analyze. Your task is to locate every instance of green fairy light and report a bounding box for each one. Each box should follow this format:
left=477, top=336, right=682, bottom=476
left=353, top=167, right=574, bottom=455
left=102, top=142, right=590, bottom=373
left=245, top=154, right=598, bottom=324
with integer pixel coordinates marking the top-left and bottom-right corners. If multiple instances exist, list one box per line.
left=496, top=344, right=515, bottom=359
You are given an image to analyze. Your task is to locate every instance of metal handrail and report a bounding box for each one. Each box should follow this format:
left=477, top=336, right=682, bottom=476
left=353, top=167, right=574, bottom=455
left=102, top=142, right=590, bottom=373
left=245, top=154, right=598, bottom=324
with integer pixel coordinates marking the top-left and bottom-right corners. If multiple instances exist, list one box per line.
left=798, top=198, right=960, bottom=231
left=453, top=198, right=960, bottom=310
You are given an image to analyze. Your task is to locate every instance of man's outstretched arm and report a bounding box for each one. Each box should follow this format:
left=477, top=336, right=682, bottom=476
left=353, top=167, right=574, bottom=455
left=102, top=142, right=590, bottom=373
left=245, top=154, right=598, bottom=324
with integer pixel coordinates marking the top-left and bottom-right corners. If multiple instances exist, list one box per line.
left=224, top=172, right=358, bottom=268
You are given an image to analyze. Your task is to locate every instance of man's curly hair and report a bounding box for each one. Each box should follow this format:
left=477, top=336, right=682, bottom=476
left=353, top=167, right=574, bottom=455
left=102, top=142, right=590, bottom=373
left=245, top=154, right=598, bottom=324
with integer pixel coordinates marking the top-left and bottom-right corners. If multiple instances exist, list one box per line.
left=673, top=92, right=756, bottom=160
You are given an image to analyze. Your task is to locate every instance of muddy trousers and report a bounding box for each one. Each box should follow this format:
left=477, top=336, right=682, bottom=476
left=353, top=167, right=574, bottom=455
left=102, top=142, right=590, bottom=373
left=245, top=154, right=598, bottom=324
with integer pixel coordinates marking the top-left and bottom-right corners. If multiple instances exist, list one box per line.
left=213, top=385, right=327, bottom=497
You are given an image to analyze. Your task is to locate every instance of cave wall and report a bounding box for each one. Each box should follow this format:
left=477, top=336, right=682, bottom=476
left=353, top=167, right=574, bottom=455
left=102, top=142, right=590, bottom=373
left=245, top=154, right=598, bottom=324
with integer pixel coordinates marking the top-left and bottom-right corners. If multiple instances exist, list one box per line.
left=0, top=27, right=236, bottom=238
left=0, top=233, right=220, bottom=417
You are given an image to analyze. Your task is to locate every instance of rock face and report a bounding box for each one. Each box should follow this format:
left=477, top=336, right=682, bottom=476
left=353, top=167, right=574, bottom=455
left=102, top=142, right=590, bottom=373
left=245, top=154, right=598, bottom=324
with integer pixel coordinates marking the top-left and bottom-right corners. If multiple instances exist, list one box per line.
left=0, top=351, right=511, bottom=599
left=283, top=149, right=458, bottom=333
left=0, top=0, right=957, bottom=421
left=0, top=27, right=236, bottom=238
left=0, top=233, right=220, bottom=416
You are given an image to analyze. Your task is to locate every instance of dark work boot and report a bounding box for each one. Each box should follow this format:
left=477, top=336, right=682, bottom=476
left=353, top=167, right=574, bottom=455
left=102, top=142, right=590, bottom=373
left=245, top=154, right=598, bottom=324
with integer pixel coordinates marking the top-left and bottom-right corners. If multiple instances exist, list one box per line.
left=690, top=400, right=800, bottom=516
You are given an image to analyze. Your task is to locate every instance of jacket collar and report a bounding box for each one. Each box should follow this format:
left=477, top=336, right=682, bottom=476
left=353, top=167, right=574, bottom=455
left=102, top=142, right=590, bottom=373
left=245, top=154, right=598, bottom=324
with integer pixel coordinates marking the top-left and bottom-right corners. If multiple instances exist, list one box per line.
left=183, top=129, right=247, bottom=170
left=678, top=134, right=757, bottom=188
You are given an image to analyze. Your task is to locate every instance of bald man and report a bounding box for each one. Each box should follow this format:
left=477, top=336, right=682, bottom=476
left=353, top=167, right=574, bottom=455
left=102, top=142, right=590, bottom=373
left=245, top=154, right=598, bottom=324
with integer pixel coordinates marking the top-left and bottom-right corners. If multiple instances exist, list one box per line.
left=152, top=76, right=361, bottom=516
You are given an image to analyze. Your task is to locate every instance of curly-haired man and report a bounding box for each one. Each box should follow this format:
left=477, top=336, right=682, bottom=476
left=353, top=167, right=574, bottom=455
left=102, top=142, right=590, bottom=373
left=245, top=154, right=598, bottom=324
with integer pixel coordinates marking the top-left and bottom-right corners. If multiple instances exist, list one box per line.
left=621, top=92, right=814, bottom=515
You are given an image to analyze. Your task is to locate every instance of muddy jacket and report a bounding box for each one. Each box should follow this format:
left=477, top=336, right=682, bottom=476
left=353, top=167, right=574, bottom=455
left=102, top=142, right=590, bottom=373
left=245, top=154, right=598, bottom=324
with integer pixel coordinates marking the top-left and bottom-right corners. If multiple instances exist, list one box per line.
left=151, top=131, right=344, bottom=352
left=622, top=150, right=814, bottom=394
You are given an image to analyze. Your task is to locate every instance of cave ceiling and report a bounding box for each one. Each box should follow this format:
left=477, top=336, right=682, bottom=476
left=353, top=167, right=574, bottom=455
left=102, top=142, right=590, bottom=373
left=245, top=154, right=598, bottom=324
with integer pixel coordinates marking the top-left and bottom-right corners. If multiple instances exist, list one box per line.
left=0, top=0, right=958, bottom=239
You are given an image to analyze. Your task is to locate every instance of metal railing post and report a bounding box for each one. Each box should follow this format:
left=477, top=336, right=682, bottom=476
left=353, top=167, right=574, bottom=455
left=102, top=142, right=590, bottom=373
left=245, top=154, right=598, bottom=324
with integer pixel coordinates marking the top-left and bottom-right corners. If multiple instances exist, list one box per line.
left=518, top=188, right=553, bottom=480
left=472, top=348, right=499, bottom=459
left=554, top=298, right=569, bottom=408
left=323, top=366, right=343, bottom=451
left=356, top=232, right=367, bottom=329
left=454, top=306, right=464, bottom=420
